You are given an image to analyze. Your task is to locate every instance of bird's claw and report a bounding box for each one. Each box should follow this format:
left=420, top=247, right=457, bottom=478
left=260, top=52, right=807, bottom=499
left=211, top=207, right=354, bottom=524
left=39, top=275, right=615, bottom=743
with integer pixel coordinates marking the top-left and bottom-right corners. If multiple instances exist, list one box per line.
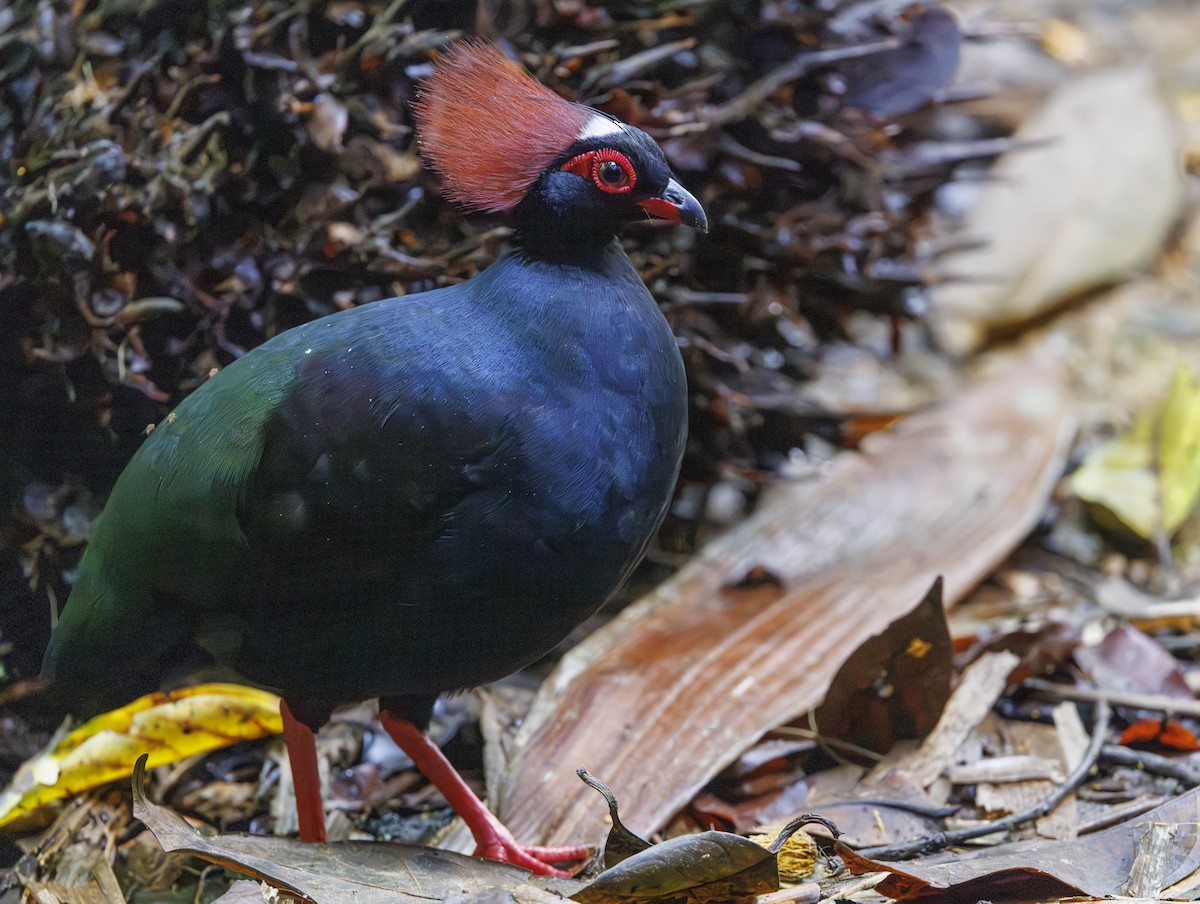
left=473, top=831, right=591, bottom=877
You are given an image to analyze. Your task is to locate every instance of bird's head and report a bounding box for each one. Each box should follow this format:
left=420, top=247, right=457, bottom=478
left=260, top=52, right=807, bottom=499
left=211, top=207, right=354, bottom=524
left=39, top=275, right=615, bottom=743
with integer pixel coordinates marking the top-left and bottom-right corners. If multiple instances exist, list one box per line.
left=415, top=42, right=707, bottom=259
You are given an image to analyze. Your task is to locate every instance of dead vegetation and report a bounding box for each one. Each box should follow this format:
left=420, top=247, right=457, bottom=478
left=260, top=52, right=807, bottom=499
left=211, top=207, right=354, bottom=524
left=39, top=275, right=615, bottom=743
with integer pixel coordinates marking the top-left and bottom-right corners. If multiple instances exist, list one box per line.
left=4, top=0, right=1200, bottom=903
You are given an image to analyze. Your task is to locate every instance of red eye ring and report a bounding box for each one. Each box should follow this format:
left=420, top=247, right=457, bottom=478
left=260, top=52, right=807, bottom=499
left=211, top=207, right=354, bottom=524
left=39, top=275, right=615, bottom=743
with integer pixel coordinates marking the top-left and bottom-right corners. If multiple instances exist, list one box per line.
left=592, top=149, right=635, bottom=193
left=561, top=149, right=637, bottom=194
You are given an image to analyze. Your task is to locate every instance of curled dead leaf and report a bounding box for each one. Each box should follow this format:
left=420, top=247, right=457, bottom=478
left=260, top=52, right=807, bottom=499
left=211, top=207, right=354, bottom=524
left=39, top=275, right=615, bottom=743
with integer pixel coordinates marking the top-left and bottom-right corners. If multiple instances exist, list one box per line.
left=0, top=684, right=282, bottom=833
left=810, top=577, right=953, bottom=759
left=573, top=769, right=838, bottom=903
left=577, top=770, right=652, bottom=869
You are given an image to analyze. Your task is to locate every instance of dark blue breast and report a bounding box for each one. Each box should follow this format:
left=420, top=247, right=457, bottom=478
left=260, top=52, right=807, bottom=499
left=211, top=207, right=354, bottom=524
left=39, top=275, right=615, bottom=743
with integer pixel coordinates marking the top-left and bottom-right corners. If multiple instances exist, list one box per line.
left=232, top=242, right=687, bottom=707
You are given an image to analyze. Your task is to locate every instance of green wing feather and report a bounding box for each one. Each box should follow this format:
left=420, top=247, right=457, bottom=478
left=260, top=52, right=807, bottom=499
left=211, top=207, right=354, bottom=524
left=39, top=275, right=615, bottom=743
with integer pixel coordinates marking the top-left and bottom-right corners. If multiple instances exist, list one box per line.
left=43, top=344, right=295, bottom=714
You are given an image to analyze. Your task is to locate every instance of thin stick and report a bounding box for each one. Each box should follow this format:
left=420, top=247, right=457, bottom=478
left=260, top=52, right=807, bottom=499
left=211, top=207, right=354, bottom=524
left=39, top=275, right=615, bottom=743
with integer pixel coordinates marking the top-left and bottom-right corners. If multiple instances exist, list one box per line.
left=753, top=883, right=820, bottom=902
left=704, top=41, right=899, bottom=128
left=848, top=700, right=1109, bottom=861
left=755, top=883, right=821, bottom=904
left=1025, top=678, right=1200, bottom=719
left=1100, top=744, right=1200, bottom=787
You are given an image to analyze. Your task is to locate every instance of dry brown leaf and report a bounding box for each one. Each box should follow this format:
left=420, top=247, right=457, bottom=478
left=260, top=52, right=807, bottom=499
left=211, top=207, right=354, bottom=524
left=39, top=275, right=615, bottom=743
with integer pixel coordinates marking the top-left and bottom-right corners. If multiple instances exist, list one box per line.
left=811, top=577, right=953, bottom=757
left=1074, top=624, right=1193, bottom=700
left=130, top=756, right=570, bottom=904
left=569, top=776, right=828, bottom=904
left=572, top=832, right=780, bottom=904
left=477, top=357, right=1072, bottom=851
left=839, top=785, right=1200, bottom=901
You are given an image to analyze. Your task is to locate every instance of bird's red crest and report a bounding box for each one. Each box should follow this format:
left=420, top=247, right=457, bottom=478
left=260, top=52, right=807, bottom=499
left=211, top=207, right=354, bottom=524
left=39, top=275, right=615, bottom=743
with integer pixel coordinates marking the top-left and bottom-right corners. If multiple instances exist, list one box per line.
left=414, top=42, right=591, bottom=213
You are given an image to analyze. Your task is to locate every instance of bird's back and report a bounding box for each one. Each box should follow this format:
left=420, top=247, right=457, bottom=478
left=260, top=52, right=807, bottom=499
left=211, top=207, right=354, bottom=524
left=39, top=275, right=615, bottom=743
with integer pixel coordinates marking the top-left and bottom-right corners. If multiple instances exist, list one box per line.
left=43, top=244, right=686, bottom=722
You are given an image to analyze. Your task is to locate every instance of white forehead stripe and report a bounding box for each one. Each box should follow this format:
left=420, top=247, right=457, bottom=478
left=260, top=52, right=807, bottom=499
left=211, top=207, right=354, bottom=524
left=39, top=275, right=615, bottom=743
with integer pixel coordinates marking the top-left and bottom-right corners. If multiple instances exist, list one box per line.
left=576, top=114, right=625, bottom=142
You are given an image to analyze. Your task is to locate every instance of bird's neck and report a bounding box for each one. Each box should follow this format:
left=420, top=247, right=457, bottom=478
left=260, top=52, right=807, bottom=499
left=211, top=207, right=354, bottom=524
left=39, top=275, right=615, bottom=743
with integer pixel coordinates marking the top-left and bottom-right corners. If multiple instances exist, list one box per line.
left=510, top=189, right=625, bottom=264
left=473, top=242, right=653, bottom=338
left=484, top=239, right=640, bottom=297
left=511, top=222, right=622, bottom=265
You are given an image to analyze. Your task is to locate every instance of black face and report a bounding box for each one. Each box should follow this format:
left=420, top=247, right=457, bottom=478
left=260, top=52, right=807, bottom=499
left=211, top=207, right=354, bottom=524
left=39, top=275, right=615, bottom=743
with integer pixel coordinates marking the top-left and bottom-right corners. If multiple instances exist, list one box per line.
left=514, top=114, right=705, bottom=259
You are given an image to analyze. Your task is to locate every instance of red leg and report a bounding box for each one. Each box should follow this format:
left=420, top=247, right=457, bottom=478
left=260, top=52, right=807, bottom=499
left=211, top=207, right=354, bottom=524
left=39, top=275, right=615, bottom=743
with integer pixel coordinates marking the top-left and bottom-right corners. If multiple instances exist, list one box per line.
left=281, top=699, right=327, bottom=843
left=379, top=708, right=589, bottom=876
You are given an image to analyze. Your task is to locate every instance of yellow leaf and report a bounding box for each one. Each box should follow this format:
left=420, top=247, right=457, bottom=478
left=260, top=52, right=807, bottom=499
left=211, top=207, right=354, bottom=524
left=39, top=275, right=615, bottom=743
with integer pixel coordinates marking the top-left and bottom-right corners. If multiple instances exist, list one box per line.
left=1069, top=367, right=1200, bottom=540
left=1039, top=19, right=1090, bottom=64
left=0, top=683, right=281, bottom=832
left=1158, top=368, right=1200, bottom=534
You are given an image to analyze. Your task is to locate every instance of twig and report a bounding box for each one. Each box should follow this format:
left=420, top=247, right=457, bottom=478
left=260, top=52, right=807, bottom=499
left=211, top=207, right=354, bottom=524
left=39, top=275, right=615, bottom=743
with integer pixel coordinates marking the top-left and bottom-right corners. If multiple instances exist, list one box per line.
left=823, top=798, right=959, bottom=819
left=1121, top=597, right=1200, bottom=620
left=771, top=725, right=885, bottom=763
left=718, top=134, right=804, bottom=173
left=555, top=39, right=621, bottom=63
left=882, top=137, right=1052, bottom=178
left=847, top=700, right=1109, bottom=861
left=1077, top=796, right=1166, bottom=835
left=769, top=121, right=880, bottom=171
left=582, top=38, right=696, bottom=94
left=663, top=288, right=752, bottom=309
left=345, top=0, right=410, bottom=59
left=1100, top=744, right=1200, bottom=787
left=961, top=21, right=1041, bottom=41
left=1024, top=678, right=1200, bottom=719
left=816, top=873, right=886, bottom=902
left=704, top=40, right=899, bottom=128
left=755, top=883, right=820, bottom=904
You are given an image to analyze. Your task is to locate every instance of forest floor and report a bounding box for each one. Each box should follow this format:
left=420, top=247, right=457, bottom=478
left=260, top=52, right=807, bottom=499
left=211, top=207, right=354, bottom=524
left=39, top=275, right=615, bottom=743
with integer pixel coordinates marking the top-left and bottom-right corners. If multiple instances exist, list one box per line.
left=3, top=0, right=1200, bottom=903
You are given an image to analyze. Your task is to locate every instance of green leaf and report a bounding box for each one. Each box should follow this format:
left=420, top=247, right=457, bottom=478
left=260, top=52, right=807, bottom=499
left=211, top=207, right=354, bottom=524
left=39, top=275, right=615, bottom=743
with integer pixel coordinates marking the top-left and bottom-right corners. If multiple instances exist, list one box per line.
left=1069, top=366, right=1200, bottom=540
left=1157, top=368, right=1200, bottom=534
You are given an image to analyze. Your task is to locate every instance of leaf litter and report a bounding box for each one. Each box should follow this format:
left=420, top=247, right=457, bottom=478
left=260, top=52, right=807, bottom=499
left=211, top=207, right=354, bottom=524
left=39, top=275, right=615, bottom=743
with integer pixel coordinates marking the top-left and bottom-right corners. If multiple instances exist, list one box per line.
left=134, top=754, right=835, bottom=904
left=131, top=754, right=570, bottom=904
left=4, top=0, right=1200, bottom=903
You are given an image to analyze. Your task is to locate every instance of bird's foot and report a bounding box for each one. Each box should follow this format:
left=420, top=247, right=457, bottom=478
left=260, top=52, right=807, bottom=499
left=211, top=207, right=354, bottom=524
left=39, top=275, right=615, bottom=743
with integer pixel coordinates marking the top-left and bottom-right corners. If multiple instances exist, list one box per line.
left=377, top=707, right=590, bottom=876
left=471, top=820, right=590, bottom=877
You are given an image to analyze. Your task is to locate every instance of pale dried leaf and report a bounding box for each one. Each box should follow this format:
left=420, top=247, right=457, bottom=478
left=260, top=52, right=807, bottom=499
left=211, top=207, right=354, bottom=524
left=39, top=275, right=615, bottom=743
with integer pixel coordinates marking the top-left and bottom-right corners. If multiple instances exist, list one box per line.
left=1052, top=703, right=1089, bottom=773
left=932, top=67, right=1183, bottom=354
left=210, top=880, right=269, bottom=904
left=947, top=755, right=1063, bottom=785
left=1124, top=822, right=1183, bottom=898
left=884, top=652, right=1019, bottom=790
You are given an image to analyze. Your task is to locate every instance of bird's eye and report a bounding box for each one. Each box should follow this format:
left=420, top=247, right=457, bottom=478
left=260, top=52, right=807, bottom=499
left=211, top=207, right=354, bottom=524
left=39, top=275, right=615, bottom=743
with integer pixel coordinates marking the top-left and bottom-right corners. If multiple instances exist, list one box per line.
left=591, top=150, right=635, bottom=193
left=561, top=149, right=637, bottom=194
left=597, top=160, right=627, bottom=188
